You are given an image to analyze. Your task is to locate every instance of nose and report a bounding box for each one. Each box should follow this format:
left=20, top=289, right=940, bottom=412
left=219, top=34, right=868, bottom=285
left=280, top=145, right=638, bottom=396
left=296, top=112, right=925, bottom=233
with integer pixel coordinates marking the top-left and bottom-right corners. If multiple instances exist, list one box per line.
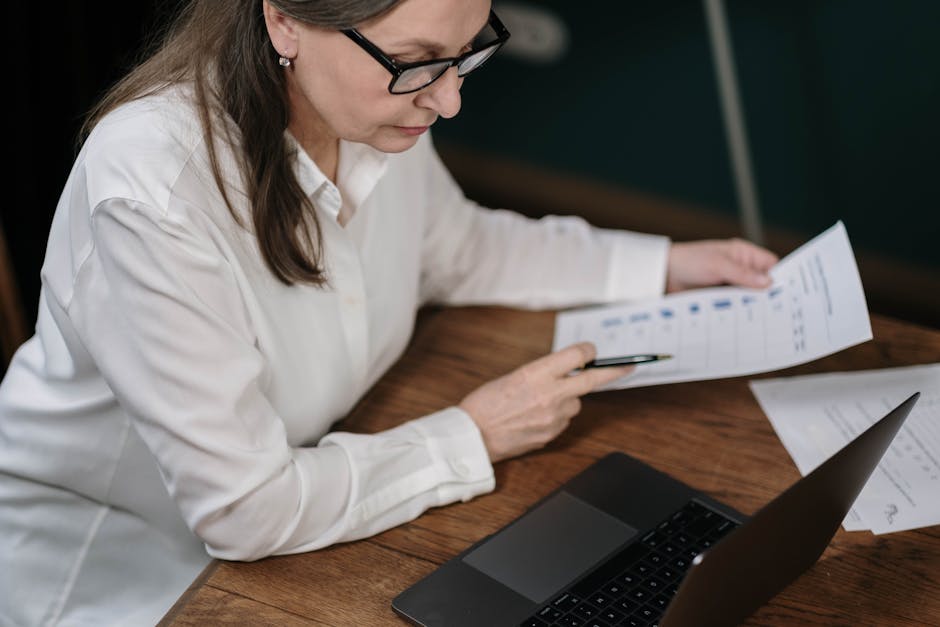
left=415, top=66, right=463, bottom=119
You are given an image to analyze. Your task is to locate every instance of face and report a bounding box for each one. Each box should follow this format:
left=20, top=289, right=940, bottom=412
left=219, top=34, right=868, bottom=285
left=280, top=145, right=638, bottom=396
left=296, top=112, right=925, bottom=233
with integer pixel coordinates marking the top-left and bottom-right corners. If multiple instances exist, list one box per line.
left=265, top=0, right=492, bottom=154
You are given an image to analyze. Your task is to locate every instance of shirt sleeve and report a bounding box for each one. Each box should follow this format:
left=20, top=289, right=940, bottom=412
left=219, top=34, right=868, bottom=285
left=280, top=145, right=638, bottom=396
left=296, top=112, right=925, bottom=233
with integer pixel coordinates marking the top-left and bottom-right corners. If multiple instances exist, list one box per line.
left=418, top=137, right=670, bottom=309
left=73, top=198, right=493, bottom=561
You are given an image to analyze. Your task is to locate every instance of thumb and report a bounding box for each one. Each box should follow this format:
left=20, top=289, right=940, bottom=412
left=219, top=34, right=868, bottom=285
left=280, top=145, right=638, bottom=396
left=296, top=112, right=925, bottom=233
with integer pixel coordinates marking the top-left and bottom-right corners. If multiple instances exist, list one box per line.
left=718, top=256, right=772, bottom=288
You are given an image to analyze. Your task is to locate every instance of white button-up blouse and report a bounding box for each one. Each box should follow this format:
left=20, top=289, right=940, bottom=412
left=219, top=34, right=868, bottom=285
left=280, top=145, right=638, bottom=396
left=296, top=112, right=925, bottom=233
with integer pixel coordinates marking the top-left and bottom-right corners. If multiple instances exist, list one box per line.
left=0, top=88, right=668, bottom=625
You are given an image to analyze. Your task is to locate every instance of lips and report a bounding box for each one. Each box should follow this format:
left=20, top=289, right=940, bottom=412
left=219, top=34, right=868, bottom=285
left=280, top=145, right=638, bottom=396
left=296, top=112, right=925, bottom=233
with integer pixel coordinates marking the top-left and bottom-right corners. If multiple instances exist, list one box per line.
left=395, top=125, right=430, bottom=136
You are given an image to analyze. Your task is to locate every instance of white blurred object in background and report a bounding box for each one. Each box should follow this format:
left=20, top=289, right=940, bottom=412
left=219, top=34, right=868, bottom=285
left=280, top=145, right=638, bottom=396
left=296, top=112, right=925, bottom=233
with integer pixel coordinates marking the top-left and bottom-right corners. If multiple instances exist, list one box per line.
left=497, top=1, right=570, bottom=63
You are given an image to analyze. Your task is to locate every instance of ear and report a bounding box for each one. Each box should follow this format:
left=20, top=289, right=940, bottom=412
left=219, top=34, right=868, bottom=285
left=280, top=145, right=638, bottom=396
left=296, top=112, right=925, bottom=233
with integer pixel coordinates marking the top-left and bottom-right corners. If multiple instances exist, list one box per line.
left=262, top=0, right=300, bottom=59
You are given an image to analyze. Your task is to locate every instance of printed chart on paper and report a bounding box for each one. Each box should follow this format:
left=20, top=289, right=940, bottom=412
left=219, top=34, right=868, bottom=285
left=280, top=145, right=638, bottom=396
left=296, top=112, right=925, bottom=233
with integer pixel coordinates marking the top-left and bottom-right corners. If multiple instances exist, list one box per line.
left=552, top=222, right=873, bottom=389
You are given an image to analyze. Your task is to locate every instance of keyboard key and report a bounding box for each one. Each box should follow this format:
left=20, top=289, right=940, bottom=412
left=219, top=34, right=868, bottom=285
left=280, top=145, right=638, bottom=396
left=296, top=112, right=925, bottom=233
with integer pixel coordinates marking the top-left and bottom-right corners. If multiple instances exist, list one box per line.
left=518, top=617, right=547, bottom=627
left=641, top=530, right=664, bottom=548
left=629, top=588, right=651, bottom=603
left=715, top=519, right=736, bottom=536
left=685, top=501, right=705, bottom=515
left=600, top=606, right=625, bottom=623
left=685, top=513, right=720, bottom=538
left=635, top=605, right=658, bottom=620
left=602, top=581, right=625, bottom=597
left=556, top=614, right=584, bottom=627
left=650, top=594, right=670, bottom=610
left=632, top=562, right=653, bottom=577
left=589, top=593, right=611, bottom=607
left=670, top=510, right=690, bottom=526
left=537, top=605, right=562, bottom=621
left=671, top=556, right=690, bottom=571
left=644, top=577, right=666, bottom=593
left=552, top=593, right=581, bottom=611
left=572, top=602, right=599, bottom=619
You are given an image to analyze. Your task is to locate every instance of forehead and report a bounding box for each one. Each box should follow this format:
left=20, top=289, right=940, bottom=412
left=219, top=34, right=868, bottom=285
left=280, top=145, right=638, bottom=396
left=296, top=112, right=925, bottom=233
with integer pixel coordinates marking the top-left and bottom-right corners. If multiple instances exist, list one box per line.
left=361, top=0, right=491, bottom=49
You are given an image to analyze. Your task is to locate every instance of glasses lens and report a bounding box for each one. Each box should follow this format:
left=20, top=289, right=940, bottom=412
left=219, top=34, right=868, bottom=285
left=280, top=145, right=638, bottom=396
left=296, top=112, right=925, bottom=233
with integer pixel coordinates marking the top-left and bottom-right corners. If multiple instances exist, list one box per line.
left=391, top=61, right=451, bottom=94
left=456, top=43, right=502, bottom=77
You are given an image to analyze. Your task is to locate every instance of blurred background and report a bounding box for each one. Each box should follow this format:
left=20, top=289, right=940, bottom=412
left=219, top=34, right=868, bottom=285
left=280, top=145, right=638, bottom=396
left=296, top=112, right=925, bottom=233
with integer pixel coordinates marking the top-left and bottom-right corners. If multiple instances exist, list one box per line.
left=3, top=0, right=938, bottom=372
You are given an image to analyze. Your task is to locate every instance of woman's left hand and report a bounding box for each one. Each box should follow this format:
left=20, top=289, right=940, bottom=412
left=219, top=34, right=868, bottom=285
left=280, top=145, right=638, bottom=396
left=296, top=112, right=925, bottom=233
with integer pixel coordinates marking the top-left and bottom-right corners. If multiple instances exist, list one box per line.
left=666, top=238, right=779, bottom=293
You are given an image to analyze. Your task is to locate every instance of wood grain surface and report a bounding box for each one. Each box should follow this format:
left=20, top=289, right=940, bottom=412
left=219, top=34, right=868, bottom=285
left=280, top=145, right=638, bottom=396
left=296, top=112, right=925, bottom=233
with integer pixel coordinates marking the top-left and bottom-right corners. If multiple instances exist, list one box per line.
left=161, top=307, right=940, bottom=626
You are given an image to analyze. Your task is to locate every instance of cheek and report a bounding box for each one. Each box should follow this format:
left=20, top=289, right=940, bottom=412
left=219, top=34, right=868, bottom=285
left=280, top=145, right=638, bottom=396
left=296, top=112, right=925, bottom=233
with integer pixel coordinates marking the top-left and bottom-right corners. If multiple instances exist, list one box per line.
left=323, top=72, right=410, bottom=137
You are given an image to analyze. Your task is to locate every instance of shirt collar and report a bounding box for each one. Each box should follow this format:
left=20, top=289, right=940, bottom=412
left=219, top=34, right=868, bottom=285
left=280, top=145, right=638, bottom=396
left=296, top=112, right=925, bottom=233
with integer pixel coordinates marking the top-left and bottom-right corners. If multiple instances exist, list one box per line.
left=287, top=132, right=388, bottom=223
left=336, top=140, right=388, bottom=220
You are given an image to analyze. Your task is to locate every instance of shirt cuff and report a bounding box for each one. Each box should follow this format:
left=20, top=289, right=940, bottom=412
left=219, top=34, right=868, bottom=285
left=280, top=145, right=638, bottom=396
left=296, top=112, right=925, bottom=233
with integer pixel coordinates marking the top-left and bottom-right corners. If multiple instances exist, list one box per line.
left=410, top=406, right=495, bottom=504
left=602, top=230, right=670, bottom=302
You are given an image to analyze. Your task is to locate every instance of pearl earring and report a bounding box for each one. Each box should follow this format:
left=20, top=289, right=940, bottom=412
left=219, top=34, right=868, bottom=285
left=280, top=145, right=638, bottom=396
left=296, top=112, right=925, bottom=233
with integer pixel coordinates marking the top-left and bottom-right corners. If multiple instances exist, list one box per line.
left=278, top=55, right=291, bottom=67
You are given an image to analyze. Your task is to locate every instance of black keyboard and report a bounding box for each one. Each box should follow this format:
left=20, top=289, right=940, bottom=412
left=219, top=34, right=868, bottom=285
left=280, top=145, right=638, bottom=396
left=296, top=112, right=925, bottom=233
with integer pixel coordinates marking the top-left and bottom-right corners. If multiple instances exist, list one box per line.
left=519, top=500, right=740, bottom=627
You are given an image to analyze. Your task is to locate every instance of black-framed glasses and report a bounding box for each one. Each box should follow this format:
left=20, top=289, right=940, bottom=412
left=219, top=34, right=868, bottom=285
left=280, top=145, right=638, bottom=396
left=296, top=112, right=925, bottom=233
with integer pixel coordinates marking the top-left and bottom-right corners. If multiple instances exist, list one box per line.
left=342, top=10, right=510, bottom=94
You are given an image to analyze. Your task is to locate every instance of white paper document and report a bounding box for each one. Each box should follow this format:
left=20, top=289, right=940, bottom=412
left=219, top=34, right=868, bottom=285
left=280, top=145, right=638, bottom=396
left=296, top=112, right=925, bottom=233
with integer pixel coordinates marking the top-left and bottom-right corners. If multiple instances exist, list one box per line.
left=749, top=364, right=940, bottom=534
left=552, top=221, right=873, bottom=389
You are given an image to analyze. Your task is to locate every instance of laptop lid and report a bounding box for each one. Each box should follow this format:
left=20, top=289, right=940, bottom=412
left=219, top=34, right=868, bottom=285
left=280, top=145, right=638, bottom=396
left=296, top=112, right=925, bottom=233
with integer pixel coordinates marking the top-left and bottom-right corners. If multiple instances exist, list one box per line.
left=659, top=391, right=920, bottom=627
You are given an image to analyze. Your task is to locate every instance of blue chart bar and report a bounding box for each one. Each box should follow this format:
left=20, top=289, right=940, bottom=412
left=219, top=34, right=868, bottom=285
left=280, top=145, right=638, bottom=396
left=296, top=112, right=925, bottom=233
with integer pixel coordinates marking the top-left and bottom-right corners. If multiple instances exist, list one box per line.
left=629, top=313, right=650, bottom=323
left=713, top=299, right=732, bottom=310
left=660, top=308, right=675, bottom=319
left=602, top=317, right=622, bottom=328
left=689, top=303, right=701, bottom=314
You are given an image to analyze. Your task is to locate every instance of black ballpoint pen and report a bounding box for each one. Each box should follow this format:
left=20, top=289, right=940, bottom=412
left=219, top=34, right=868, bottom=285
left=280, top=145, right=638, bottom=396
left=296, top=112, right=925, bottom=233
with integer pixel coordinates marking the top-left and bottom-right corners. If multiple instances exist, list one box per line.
left=581, top=354, right=673, bottom=369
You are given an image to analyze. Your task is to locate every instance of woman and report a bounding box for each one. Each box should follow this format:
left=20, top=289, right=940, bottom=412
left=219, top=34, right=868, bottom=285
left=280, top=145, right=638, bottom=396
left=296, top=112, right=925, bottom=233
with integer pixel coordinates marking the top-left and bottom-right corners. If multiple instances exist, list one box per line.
left=0, top=0, right=778, bottom=624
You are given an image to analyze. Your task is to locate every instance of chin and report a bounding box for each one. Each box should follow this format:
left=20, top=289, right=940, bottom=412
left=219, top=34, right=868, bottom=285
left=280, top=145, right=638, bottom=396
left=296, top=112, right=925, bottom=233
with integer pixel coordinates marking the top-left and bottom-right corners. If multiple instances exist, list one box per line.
left=354, top=126, right=423, bottom=154
left=371, top=134, right=422, bottom=154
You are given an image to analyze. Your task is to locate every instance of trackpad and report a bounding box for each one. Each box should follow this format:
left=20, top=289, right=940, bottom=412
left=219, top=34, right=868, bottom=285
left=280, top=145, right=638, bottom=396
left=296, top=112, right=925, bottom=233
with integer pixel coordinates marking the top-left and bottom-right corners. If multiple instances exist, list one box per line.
left=462, top=491, right=637, bottom=603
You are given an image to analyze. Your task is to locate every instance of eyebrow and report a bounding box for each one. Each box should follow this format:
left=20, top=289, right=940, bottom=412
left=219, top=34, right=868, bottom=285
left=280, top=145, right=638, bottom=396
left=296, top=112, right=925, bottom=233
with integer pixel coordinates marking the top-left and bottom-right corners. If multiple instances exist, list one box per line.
left=384, top=18, right=489, bottom=55
left=387, top=38, right=449, bottom=56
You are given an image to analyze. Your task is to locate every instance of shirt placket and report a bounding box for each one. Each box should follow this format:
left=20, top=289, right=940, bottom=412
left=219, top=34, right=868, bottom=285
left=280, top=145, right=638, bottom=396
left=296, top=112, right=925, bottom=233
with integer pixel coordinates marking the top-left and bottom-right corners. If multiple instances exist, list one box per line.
left=317, top=183, right=370, bottom=395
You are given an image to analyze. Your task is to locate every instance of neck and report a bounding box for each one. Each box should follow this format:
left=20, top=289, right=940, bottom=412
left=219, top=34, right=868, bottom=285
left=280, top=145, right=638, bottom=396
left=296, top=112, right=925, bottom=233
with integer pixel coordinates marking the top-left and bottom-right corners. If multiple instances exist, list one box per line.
left=286, top=83, right=339, bottom=182
left=291, top=124, right=339, bottom=183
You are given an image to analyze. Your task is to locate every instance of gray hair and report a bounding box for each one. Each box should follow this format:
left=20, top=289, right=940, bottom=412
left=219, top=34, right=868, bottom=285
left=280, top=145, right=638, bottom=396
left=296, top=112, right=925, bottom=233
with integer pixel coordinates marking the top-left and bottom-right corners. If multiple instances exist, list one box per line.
left=266, top=0, right=404, bottom=30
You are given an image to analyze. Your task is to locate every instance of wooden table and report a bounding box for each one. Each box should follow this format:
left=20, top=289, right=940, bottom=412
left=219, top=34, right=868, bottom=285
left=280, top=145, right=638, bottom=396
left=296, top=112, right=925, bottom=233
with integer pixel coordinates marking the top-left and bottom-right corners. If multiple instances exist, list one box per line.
left=161, top=307, right=940, bottom=626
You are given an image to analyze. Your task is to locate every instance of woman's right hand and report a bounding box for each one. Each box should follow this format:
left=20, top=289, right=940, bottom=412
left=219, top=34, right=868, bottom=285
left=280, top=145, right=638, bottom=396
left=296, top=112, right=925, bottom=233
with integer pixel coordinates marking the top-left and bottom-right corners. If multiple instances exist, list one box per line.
left=458, top=342, right=634, bottom=463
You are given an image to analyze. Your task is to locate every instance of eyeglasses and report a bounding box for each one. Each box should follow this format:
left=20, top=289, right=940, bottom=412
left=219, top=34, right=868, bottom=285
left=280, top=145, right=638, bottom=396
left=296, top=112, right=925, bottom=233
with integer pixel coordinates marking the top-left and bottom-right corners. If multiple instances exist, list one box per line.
left=342, top=10, right=511, bottom=95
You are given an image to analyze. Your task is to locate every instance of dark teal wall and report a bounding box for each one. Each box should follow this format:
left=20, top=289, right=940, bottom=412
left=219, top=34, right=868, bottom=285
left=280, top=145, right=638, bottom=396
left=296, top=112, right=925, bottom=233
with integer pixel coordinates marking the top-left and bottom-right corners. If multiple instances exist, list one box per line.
left=436, top=1, right=739, bottom=214
left=729, top=1, right=940, bottom=266
left=432, top=0, right=940, bottom=269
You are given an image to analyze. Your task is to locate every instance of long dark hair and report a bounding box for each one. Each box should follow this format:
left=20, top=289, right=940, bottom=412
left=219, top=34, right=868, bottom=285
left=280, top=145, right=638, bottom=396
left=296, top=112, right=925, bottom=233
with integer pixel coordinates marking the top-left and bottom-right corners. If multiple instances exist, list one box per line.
left=81, top=0, right=401, bottom=285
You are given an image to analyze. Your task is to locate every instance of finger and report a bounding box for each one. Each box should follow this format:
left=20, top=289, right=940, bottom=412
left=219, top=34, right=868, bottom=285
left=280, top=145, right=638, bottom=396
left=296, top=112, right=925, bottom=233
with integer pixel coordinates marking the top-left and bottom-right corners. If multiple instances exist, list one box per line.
left=560, top=364, right=636, bottom=397
left=533, top=342, right=597, bottom=377
left=752, top=247, right=779, bottom=270
left=731, top=239, right=779, bottom=272
left=714, top=253, right=772, bottom=289
left=558, top=396, right=581, bottom=423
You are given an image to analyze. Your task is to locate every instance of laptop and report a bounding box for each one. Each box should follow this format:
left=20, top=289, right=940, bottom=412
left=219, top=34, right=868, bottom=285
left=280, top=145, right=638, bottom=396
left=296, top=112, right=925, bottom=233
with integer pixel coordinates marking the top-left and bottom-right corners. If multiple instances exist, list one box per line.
left=392, top=392, right=920, bottom=627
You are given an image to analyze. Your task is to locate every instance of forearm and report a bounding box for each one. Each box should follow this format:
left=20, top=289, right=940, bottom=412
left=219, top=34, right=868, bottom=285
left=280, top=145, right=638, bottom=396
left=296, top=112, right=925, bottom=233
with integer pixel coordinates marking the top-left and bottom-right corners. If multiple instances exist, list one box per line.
left=198, top=408, right=494, bottom=560
left=423, top=205, right=670, bottom=309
